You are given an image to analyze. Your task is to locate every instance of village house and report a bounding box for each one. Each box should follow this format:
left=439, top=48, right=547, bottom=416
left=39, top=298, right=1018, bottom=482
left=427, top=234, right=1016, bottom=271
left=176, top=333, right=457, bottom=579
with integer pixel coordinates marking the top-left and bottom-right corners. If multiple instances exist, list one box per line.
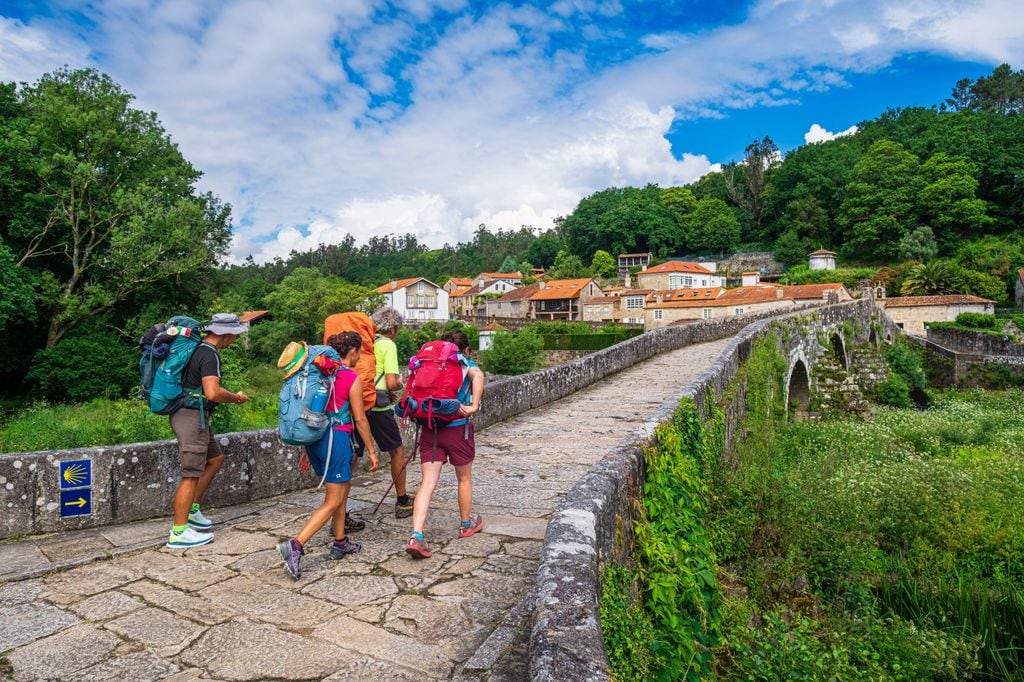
left=443, top=277, right=473, bottom=294
left=634, top=260, right=724, bottom=290
left=581, top=295, right=622, bottom=324
left=880, top=294, right=995, bottom=335
left=645, top=286, right=795, bottom=328
left=529, top=278, right=603, bottom=321
left=448, top=283, right=481, bottom=317
left=485, top=283, right=541, bottom=319
left=617, top=252, right=652, bottom=277
left=472, top=271, right=523, bottom=294
left=376, top=277, right=449, bottom=322
left=1016, top=269, right=1024, bottom=308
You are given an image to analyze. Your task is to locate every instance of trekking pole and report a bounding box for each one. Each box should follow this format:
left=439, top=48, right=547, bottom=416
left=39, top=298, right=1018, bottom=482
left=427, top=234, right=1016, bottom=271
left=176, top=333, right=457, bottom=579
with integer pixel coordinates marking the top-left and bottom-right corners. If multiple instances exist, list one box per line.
left=372, top=424, right=421, bottom=514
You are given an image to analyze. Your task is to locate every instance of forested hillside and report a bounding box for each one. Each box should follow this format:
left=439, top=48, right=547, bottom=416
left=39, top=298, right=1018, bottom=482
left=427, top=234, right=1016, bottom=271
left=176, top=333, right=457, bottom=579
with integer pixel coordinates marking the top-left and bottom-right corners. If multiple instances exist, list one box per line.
left=1, top=64, right=1022, bottom=401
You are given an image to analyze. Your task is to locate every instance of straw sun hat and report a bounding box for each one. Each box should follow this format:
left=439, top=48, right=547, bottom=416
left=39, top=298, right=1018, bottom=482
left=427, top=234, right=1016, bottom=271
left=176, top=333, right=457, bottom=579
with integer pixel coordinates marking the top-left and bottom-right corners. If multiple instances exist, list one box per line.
left=277, top=341, right=308, bottom=379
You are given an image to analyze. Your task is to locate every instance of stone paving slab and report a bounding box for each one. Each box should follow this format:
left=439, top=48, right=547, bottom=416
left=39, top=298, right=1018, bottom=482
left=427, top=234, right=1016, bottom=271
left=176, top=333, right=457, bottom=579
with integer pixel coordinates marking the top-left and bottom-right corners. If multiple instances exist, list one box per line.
left=0, top=337, right=730, bottom=680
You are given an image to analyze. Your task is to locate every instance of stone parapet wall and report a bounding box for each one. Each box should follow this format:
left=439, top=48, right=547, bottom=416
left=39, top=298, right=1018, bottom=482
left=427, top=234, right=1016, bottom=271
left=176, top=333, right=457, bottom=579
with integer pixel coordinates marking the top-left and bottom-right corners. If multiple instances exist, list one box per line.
left=926, top=327, right=1024, bottom=356
left=529, top=298, right=884, bottom=680
left=0, top=304, right=821, bottom=540
left=910, top=335, right=1024, bottom=388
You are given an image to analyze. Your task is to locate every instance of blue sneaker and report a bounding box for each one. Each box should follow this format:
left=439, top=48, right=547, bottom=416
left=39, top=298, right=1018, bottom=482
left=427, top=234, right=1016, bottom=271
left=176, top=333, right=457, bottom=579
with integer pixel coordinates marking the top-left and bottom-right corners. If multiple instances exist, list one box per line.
left=277, top=538, right=304, bottom=580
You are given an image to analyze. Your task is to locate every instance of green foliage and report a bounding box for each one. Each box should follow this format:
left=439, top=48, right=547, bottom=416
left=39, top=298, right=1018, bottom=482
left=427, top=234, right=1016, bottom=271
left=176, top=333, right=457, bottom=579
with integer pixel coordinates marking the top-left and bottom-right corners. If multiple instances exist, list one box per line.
left=26, top=321, right=137, bottom=402
left=885, top=341, right=926, bottom=390
left=945, top=63, right=1024, bottom=114
left=898, top=226, right=939, bottom=263
left=539, top=331, right=642, bottom=351
left=900, top=260, right=956, bottom=295
left=589, top=249, right=617, bottom=280
left=600, top=564, right=655, bottom=681
left=955, top=311, right=999, bottom=329
left=548, top=249, right=587, bottom=280
left=478, top=329, right=542, bottom=375
left=874, top=373, right=912, bottom=407
left=781, top=265, right=877, bottom=288
left=635, top=399, right=723, bottom=680
left=772, top=229, right=809, bottom=267
left=687, top=197, right=741, bottom=254
left=0, top=241, right=36, bottom=331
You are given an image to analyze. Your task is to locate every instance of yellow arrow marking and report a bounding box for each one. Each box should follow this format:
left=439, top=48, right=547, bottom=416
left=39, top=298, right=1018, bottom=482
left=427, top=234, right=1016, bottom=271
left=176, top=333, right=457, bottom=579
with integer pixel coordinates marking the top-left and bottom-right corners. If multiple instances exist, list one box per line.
left=64, top=497, right=87, bottom=508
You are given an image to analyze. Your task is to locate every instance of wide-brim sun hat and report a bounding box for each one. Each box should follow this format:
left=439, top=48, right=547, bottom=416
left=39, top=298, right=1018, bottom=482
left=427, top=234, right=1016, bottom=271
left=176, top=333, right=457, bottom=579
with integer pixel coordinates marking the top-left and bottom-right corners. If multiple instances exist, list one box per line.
left=277, top=341, right=308, bottom=379
left=205, top=312, right=249, bottom=336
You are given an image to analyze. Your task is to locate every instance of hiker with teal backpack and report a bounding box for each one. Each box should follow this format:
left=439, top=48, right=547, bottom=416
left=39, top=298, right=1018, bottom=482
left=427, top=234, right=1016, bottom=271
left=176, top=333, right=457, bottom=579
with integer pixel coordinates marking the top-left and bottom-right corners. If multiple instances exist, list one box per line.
left=277, top=332, right=379, bottom=580
left=139, top=313, right=249, bottom=549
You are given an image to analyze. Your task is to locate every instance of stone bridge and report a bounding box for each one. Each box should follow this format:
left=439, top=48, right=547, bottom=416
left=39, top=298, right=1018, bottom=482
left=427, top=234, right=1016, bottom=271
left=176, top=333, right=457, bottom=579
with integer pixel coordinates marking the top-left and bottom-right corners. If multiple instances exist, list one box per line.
left=0, top=300, right=894, bottom=681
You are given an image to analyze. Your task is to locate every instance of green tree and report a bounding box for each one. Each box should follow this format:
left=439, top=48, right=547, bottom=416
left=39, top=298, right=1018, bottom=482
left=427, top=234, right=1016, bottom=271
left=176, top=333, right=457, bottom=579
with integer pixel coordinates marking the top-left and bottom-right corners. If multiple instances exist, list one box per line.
left=897, top=226, right=939, bottom=263
left=725, top=136, right=779, bottom=239
left=917, top=153, right=991, bottom=251
left=549, top=249, right=588, bottom=279
left=781, top=195, right=829, bottom=246
left=774, top=230, right=809, bottom=267
left=7, top=68, right=232, bottom=349
left=945, top=63, right=1024, bottom=114
left=838, top=140, right=923, bottom=259
left=479, top=329, right=543, bottom=375
left=687, top=198, right=741, bottom=254
left=590, top=249, right=617, bottom=279
left=525, top=229, right=564, bottom=268
left=498, top=255, right=519, bottom=273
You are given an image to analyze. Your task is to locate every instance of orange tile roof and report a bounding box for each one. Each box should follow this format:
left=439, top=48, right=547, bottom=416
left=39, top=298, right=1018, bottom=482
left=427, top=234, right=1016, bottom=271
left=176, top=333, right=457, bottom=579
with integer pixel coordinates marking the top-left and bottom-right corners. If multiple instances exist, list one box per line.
left=779, top=283, right=849, bottom=300
left=885, top=295, right=994, bottom=308
left=450, top=286, right=474, bottom=297
left=651, top=287, right=722, bottom=302
left=648, top=286, right=789, bottom=309
left=640, top=260, right=715, bottom=275
left=495, top=283, right=541, bottom=302
left=376, top=277, right=427, bottom=293
left=583, top=296, right=620, bottom=304
left=448, top=277, right=473, bottom=287
left=529, top=278, right=596, bottom=301
left=240, top=310, right=270, bottom=323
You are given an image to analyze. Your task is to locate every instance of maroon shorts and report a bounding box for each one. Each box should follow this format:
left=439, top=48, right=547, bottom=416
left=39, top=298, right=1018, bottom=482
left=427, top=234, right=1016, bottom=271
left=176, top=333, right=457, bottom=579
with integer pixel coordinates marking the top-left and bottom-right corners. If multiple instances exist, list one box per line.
left=418, top=423, right=475, bottom=466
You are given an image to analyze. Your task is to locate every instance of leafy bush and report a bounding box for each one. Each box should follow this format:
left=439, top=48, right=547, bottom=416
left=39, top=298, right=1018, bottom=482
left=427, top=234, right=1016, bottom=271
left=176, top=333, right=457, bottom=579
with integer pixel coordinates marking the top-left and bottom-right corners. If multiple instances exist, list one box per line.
left=781, top=265, right=878, bottom=288
left=885, top=341, right=926, bottom=390
left=955, top=311, right=998, bottom=329
left=478, top=329, right=543, bottom=375
left=539, top=331, right=642, bottom=351
left=875, top=374, right=912, bottom=407
left=600, top=564, right=655, bottom=681
left=27, top=324, right=138, bottom=402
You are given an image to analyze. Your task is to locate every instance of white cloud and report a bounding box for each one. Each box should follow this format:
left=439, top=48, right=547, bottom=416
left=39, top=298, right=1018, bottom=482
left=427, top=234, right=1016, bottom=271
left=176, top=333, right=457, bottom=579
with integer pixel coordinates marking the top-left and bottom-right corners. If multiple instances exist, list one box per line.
left=1, top=0, right=1022, bottom=264
left=804, top=123, right=859, bottom=144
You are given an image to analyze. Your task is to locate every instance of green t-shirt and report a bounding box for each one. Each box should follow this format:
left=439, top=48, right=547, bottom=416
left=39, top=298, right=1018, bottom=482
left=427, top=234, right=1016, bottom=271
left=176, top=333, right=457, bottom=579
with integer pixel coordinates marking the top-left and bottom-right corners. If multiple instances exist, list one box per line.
left=373, top=335, right=400, bottom=411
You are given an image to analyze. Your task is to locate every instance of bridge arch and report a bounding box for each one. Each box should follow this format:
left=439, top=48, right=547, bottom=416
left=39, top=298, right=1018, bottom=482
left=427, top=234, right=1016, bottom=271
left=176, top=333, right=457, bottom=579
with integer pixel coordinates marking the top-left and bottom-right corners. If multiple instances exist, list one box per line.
left=830, top=332, right=848, bottom=370
left=785, top=352, right=812, bottom=421
left=868, top=328, right=879, bottom=347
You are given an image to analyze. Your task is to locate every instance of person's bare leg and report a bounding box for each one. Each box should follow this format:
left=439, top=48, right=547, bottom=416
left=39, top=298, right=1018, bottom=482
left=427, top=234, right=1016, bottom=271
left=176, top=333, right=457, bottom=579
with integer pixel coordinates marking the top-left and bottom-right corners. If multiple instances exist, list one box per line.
left=173, top=478, right=199, bottom=526
left=390, top=445, right=407, bottom=497
left=331, top=483, right=352, bottom=541
left=193, top=454, right=223, bottom=505
left=296, top=483, right=345, bottom=545
left=412, top=462, right=444, bottom=535
left=453, top=462, right=473, bottom=522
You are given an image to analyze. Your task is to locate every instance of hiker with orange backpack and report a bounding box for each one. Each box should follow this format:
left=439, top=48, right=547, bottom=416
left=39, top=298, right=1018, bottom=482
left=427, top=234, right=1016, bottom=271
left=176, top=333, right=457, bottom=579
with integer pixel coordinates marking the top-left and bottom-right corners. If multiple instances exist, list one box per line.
left=277, top=332, right=379, bottom=580
left=402, top=330, right=486, bottom=559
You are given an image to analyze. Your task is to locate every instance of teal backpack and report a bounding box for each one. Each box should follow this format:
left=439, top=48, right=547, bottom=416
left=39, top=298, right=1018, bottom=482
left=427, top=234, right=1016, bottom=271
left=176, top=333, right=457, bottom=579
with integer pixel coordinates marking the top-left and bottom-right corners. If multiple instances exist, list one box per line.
left=148, top=316, right=206, bottom=417
left=278, top=344, right=344, bottom=447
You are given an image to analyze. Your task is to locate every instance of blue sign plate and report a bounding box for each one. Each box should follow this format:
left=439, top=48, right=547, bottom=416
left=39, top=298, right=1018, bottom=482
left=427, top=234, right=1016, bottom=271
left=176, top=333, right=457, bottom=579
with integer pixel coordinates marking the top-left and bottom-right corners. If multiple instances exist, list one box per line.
left=59, top=459, right=92, bottom=489
left=59, top=489, right=92, bottom=517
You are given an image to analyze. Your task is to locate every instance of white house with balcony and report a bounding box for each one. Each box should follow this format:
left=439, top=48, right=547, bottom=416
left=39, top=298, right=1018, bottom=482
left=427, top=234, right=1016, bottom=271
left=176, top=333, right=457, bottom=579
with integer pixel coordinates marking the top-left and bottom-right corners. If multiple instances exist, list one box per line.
left=376, top=277, right=449, bottom=322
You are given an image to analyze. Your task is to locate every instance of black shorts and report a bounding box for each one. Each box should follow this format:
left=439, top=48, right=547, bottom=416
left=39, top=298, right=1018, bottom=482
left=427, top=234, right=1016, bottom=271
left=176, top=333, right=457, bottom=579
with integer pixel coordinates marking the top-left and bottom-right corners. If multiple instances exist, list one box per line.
left=353, top=408, right=404, bottom=455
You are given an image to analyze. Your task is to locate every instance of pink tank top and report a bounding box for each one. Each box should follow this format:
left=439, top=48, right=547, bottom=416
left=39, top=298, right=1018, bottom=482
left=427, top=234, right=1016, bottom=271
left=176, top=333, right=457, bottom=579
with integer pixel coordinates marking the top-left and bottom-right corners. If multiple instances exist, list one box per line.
left=330, top=368, right=358, bottom=432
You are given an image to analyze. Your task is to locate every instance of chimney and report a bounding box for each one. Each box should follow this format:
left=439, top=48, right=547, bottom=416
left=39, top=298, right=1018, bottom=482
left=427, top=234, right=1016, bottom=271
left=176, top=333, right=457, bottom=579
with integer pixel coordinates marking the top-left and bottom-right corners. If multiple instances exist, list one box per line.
left=537, top=281, right=545, bottom=290
left=390, top=279, right=397, bottom=289
left=742, top=272, right=760, bottom=287
left=776, top=287, right=784, bottom=299
left=623, top=272, right=631, bottom=288
left=655, top=291, right=664, bottom=304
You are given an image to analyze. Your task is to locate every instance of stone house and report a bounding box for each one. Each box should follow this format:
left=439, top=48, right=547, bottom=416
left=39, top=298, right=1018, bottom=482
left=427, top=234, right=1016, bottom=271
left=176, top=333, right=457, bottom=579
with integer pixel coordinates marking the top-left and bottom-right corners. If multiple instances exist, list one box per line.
left=644, top=286, right=794, bottom=328
left=529, top=278, right=603, bottom=321
left=778, top=283, right=853, bottom=303
left=444, top=277, right=473, bottom=294
left=634, top=261, right=724, bottom=290
left=472, top=272, right=522, bottom=294
left=376, top=277, right=449, bottom=322
left=617, top=252, right=652, bottom=277
left=1016, top=269, right=1024, bottom=308
left=485, top=283, right=541, bottom=319
left=581, top=295, right=623, bottom=323
left=881, top=294, right=995, bottom=335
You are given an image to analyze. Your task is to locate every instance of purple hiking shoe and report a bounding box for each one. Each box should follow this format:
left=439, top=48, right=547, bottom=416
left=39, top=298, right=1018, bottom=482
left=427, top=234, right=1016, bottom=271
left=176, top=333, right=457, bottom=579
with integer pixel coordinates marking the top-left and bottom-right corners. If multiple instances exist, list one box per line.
left=277, top=538, right=304, bottom=580
left=328, top=537, right=362, bottom=560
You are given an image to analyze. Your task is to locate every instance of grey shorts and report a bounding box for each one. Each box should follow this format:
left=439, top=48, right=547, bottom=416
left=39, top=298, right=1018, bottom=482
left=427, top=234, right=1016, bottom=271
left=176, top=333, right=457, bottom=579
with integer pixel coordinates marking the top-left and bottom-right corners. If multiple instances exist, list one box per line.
left=170, top=409, right=224, bottom=478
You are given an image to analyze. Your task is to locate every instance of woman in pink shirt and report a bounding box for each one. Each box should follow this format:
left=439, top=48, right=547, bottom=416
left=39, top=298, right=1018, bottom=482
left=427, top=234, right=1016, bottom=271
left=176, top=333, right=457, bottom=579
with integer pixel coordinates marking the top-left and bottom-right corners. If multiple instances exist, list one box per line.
left=278, top=332, right=379, bottom=580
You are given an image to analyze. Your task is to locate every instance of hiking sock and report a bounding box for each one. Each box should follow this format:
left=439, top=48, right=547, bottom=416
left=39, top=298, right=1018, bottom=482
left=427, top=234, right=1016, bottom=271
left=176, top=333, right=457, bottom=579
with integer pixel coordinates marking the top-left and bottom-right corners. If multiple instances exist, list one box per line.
left=172, top=524, right=188, bottom=536
left=460, top=519, right=472, bottom=528
left=397, top=494, right=411, bottom=505
left=411, top=531, right=424, bottom=542
left=190, top=503, right=200, bottom=514
left=291, top=538, right=304, bottom=553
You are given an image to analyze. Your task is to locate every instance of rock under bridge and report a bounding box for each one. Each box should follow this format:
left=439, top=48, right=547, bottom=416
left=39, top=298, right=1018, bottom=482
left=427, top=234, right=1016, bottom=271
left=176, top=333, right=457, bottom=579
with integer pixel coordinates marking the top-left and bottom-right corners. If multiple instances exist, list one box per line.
left=0, top=302, right=892, bottom=681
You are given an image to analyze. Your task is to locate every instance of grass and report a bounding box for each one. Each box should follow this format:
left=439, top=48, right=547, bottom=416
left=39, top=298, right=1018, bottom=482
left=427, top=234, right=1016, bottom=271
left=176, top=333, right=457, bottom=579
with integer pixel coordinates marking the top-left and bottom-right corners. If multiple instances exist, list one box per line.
left=0, top=363, right=282, bottom=452
left=711, top=389, right=1024, bottom=679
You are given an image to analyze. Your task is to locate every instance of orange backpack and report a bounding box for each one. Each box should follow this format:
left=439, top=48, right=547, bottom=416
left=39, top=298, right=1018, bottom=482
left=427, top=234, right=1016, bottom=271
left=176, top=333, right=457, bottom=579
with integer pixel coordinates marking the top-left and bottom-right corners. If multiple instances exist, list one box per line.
left=323, top=312, right=377, bottom=411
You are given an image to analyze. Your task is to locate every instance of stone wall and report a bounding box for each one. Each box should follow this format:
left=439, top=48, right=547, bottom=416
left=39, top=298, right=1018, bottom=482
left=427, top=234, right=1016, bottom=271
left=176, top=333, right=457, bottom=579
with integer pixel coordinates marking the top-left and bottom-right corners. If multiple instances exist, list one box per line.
left=909, top=335, right=1024, bottom=389
left=0, top=304, right=824, bottom=540
left=528, top=298, right=886, bottom=680
left=926, top=327, right=1024, bottom=356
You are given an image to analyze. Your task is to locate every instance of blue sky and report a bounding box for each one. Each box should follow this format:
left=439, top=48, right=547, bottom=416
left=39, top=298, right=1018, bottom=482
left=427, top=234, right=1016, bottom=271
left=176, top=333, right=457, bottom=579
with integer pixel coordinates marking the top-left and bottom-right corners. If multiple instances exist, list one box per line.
left=0, top=0, right=1021, bottom=262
